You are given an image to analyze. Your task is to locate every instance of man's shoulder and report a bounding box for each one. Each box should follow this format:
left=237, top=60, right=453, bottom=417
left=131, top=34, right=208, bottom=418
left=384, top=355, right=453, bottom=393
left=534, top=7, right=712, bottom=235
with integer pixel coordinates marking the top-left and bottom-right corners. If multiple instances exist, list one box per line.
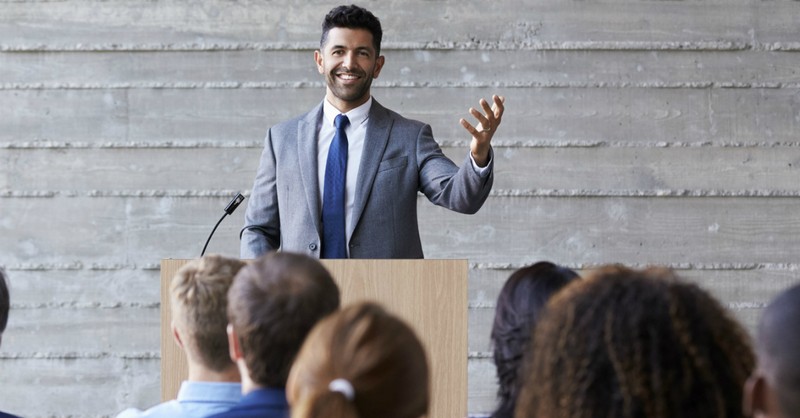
left=114, top=401, right=181, bottom=418
left=372, top=100, right=426, bottom=129
left=270, top=104, right=323, bottom=133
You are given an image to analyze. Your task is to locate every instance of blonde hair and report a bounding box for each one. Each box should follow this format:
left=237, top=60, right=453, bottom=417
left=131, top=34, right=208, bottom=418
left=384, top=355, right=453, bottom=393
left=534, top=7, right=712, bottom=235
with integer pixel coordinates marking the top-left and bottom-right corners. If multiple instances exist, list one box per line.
left=170, top=254, right=245, bottom=371
left=288, top=302, right=429, bottom=418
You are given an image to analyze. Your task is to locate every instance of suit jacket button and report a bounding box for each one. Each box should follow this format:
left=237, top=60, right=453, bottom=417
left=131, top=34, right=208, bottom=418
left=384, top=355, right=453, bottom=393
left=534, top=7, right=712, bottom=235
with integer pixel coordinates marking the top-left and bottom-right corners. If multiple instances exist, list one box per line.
left=308, top=243, right=318, bottom=251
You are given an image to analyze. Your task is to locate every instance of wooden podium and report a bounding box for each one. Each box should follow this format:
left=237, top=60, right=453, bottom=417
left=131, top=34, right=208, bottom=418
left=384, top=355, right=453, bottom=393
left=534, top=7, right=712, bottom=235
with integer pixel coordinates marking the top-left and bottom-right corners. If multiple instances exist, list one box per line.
left=161, top=259, right=469, bottom=418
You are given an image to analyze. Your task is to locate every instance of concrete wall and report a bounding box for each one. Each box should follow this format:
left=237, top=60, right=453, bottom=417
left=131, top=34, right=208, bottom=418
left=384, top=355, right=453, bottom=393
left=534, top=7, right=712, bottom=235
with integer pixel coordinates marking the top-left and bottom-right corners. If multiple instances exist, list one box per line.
left=2, top=0, right=799, bottom=416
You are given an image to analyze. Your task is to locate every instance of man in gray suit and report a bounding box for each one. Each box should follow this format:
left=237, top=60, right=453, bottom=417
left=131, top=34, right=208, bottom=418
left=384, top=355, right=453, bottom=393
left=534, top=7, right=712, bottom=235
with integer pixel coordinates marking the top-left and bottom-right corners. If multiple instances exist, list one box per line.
left=241, top=4, right=505, bottom=259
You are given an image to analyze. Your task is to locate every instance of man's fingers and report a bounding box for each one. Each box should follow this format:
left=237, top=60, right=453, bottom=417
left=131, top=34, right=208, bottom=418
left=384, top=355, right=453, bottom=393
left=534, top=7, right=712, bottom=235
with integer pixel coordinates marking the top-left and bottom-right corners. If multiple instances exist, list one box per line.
left=492, top=95, right=505, bottom=119
left=480, top=98, right=494, bottom=123
left=469, top=107, right=491, bottom=129
left=460, top=118, right=478, bottom=135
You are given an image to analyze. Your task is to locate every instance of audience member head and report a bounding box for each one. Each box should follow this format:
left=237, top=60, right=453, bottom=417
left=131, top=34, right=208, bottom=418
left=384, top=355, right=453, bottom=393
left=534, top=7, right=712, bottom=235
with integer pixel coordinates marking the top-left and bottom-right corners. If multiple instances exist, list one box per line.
left=227, top=252, right=340, bottom=389
left=515, top=265, right=755, bottom=418
left=170, top=254, right=245, bottom=375
left=0, top=267, right=9, bottom=347
left=490, top=262, right=579, bottom=418
left=321, top=5, right=383, bottom=55
left=288, top=302, right=429, bottom=418
left=744, top=283, right=800, bottom=418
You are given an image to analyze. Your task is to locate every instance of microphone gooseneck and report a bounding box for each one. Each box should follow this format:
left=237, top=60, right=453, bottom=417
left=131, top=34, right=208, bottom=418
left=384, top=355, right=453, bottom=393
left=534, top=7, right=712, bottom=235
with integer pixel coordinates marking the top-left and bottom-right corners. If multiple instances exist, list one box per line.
left=201, top=193, right=246, bottom=257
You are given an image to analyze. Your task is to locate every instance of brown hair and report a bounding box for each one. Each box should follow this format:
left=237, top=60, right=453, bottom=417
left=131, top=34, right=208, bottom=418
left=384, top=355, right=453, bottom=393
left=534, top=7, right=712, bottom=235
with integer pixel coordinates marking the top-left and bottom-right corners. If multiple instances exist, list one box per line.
left=170, top=254, right=246, bottom=371
left=227, top=252, right=340, bottom=387
left=515, top=265, right=755, bottom=418
left=288, top=302, right=430, bottom=418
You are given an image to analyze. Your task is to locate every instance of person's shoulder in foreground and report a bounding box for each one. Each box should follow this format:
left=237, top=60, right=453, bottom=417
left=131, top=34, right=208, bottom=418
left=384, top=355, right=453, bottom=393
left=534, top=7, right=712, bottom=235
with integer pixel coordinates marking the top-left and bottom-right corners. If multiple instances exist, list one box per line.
left=744, top=282, right=800, bottom=418
left=207, top=388, right=288, bottom=418
left=115, top=381, right=242, bottom=418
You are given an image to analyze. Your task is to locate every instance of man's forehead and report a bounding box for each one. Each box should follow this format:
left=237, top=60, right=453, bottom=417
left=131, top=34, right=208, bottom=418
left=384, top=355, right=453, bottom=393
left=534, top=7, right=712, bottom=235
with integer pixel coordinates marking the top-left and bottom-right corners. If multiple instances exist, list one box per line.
left=323, top=27, right=375, bottom=50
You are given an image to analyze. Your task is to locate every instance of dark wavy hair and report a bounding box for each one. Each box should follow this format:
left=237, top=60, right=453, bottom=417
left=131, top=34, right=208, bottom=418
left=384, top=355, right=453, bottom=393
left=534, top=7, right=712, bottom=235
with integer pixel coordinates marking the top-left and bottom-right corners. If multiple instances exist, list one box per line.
left=321, top=5, right=382, bottom=55
left=516, top=265, right=755, bottom=418
left=490, top=262, right=579, bottom=418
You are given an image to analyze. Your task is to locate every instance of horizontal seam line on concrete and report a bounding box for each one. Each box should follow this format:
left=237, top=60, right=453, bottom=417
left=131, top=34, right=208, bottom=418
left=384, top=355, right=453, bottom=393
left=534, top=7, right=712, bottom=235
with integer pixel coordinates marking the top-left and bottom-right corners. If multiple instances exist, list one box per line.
left=4, top=189, right=800, bottom=198
left=2, top=41, right=798, bottom=52
left=5, top=140, right=800, bottom=149
left=0, top=352, right=160, bottom=360
left=1, top=82, right=798, bottom=90
left=3, top=140, right=800, bottom=149
left=468, top=301, right=767, bottom=310
left=470, top=262, right=800, bottom=271
left=11, top=302, right=159, bottom=309
left=8, top=262, right=800, bottom=272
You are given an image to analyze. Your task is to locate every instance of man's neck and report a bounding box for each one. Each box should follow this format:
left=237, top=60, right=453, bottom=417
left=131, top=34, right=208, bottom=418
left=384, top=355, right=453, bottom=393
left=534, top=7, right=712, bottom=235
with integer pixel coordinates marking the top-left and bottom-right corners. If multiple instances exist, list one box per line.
left=187, top=361, right=240, bottom=383
left=325, top=91, right=370, bottom=113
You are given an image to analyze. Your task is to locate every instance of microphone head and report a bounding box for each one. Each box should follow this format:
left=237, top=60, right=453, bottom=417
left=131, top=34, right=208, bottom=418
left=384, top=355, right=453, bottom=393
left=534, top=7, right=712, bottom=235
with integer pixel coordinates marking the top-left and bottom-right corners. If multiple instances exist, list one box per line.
left=224, top=193, right=246, bottom=215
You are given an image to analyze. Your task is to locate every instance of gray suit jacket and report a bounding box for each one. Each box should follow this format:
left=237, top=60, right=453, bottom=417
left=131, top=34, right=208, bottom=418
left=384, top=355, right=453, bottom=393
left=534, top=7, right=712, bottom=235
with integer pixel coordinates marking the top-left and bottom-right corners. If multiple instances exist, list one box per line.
left=240, top=99, right=493, bottom=259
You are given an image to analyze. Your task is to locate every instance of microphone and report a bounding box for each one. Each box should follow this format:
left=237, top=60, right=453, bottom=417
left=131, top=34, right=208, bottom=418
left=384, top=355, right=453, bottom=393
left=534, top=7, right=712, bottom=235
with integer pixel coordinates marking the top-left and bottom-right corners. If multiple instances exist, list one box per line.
left=201, top=193, right=246, bottom=257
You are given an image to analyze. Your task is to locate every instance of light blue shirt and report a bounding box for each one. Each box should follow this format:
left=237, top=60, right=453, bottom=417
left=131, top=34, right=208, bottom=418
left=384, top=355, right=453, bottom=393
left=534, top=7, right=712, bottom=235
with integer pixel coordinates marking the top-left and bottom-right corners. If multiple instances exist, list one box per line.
left=116, top=381, right=242, bottom=418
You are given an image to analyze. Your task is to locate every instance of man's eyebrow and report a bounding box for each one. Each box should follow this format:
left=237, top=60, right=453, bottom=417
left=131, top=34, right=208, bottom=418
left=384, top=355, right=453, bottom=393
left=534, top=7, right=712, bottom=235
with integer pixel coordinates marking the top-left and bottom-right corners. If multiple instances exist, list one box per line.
left=329, top=44, right=373, bottom=52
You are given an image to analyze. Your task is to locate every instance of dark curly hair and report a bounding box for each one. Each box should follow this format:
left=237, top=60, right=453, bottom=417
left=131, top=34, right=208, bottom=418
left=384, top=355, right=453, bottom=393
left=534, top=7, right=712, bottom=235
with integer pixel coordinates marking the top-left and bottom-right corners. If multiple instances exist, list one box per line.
left=515, top=265, right=755, bottom=418
left=490, top=262, right=579, bottom=418
left=321, top=5, right=382, bottom=55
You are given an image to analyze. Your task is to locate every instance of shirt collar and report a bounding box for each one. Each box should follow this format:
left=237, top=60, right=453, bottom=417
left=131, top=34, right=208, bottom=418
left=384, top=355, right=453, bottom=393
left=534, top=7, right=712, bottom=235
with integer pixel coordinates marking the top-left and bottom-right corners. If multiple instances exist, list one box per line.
left=323, top=97, right=372, bottom=128
left=176, top=381, right=242, bottom=403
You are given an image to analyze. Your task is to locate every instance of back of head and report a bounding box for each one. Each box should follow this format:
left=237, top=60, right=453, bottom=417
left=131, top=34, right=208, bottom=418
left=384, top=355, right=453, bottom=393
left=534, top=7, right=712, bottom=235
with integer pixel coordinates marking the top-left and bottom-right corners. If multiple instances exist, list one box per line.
left=321, top=4, right=383, bottom=55
left=490, top=262, right=579, bottom=418
left=0, top=268, right=9, bottom=347
left=227, top=252, right=340, bottom=387
left=170, top=254, right=246, bottom=371
left=288, top=302, right=429, bottom=418
left=756, top=283, right=800, bottom=417
left=515, top=265, right=755, bottom=418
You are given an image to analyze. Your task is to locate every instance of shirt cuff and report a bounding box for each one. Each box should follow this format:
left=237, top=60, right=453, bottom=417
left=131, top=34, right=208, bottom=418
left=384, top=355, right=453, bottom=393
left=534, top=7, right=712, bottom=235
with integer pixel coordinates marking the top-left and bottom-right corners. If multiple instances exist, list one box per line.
left=469, top=148, right=493, bottom=177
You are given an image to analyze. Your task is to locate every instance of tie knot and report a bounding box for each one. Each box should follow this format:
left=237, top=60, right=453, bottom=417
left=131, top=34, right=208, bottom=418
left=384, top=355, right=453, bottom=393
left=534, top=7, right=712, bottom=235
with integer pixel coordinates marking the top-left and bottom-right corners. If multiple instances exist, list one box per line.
left=335, top=114, right=350, bottom=130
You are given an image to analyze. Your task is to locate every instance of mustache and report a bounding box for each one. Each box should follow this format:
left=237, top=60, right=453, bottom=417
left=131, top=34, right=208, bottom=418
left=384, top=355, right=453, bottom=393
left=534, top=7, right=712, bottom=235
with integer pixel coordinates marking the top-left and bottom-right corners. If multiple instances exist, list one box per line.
left=333, top=67, right=366, bottom=77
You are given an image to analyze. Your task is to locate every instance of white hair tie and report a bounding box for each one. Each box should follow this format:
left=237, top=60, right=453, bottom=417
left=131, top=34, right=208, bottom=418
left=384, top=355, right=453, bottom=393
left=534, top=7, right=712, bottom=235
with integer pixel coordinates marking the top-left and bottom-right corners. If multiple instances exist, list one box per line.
left=328, top=378, right=355, bottom=401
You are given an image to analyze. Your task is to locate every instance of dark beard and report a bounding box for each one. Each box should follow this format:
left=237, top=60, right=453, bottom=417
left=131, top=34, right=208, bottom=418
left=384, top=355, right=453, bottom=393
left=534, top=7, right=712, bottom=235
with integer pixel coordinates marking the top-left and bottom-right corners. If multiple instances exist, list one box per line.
left=326, top=68, right=373, bottom=103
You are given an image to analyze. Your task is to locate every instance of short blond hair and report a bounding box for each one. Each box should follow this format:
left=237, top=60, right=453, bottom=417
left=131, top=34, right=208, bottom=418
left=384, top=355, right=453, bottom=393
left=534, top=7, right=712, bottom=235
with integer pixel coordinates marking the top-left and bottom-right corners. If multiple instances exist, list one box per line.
left=171, top=254, right=245, bottom=371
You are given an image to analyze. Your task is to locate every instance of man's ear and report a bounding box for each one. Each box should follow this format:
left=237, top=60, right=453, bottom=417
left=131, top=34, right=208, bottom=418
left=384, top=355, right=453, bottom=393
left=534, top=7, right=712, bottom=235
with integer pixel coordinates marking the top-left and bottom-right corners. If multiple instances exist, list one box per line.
left=171, top=321, right=184, bottom=350
left=743, top=373, right=768, bottom=417
left=227, top=323, right=243, bottom=362
left=372, top=55, right=385, bottom=79
left=314, top=50, right=324, bottom=74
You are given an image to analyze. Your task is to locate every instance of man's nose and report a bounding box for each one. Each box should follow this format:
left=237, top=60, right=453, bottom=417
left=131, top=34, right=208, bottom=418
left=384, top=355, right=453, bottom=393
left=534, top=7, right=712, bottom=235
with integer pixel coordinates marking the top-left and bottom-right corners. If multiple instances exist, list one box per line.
left=342, top=51, right=356, bottom=68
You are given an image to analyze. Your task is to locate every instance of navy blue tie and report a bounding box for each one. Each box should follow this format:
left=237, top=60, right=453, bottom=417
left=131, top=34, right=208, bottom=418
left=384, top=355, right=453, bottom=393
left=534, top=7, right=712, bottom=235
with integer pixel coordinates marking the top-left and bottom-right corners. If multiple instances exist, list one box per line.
left=321, top=114, right=349, bottom=258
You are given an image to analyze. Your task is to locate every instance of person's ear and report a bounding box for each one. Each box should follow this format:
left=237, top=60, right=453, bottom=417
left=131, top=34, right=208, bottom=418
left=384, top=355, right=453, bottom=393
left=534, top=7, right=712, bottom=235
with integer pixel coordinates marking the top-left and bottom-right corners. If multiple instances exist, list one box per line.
left=314, top=50, right=325, bottom=74
left=372, top=55, right=385, bottom=79
left=171, top=321, right=184, bottom=350
left=227, top=323, right=243, bottom=362
left=743, top=373, right=768, bottom=417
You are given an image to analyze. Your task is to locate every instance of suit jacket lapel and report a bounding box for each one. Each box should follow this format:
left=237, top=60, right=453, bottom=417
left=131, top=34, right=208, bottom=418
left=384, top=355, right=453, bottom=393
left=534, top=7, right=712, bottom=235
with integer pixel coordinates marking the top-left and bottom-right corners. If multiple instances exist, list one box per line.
left=298, top=103, right=324, bottom=236
left=349, top=99, right=393, bottom=238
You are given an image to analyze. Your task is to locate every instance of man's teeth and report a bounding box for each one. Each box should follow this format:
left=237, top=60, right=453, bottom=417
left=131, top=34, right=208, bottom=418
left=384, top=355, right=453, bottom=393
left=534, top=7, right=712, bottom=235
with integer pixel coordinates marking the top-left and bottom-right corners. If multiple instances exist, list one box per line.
left=338, top=74, right=359, bottom=80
